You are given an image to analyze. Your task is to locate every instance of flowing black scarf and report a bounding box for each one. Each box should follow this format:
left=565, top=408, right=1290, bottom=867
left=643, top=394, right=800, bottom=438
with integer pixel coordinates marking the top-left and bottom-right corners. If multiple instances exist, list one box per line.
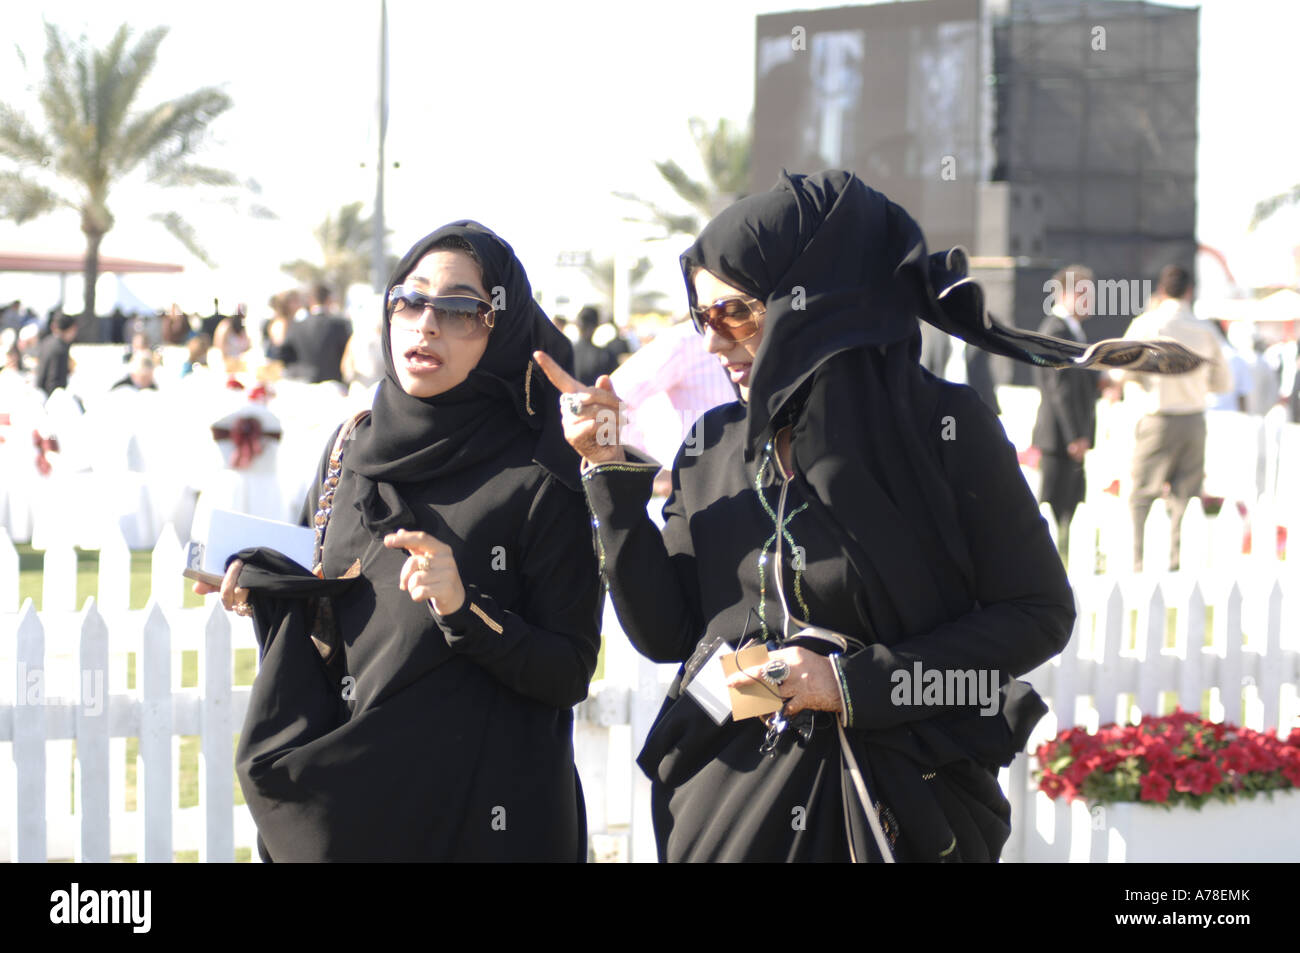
left=345, top=221, right=579, bottom=538
left=680, top=169, right=1202, bottom=640
left=681, top=169, right=1203, bottom=465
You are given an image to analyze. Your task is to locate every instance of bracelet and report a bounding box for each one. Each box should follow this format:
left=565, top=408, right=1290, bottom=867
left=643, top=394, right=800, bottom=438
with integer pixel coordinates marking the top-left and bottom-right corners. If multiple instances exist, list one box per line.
left=829, top=652, right=853, bottom=728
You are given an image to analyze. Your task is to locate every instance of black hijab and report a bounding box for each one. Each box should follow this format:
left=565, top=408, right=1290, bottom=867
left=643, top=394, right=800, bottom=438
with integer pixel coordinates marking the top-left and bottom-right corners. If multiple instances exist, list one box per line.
left=681, top=169, right=1203, bottom=462
left=344, top=221, right=579, bottom=538
left=679, top=169, right=1202, bottom=641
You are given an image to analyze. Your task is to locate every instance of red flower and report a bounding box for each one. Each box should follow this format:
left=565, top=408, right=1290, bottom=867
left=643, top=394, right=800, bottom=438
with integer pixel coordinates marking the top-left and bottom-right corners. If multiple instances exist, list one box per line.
left=1065, top=759, right=1091, bottom=787
left=1218, top=744, right=1251, bottom=774
left=1040, top=775, right=1066, bottom=799
left=1282, top=761, right=1300, bottom=788
left=1143, top=741, right=1176, bottom=773
left=1247, top=744, right=1280, bottom=773
left=1172, top=760, right=1209, bottom=794
left=1140, top=771, right=1172, bottom=803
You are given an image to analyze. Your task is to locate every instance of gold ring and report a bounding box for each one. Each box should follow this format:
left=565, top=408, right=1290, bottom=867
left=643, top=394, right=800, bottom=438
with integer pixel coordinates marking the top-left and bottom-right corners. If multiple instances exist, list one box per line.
left=417, top=555, right=433, bottom=572
left=232, top=601, right=252, bottom=616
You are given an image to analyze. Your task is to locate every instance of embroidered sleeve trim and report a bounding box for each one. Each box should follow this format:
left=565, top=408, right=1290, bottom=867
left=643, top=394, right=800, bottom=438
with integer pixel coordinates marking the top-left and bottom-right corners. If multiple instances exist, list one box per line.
left=469, top=602, right=504, bottom=634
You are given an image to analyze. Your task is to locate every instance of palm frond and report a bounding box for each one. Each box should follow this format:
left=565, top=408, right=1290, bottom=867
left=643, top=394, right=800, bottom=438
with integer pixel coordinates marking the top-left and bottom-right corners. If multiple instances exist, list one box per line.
left=91, top=26, right=131, bottom=155
left=281, top=258, right=326, bottom=285
left=38, top=21, right=79, bottom=138
left=148, top=162, right=239, bottom=188
left=0, top=171, right=62, bottom=222
left=654, top=159, right=710, bottom=213
left=691, top=116, right=751, bottom=197
left=101, top=26, right=167, bottom=153
left=613, top=117, right=751, bottom=241
left=149, top=210, right=214, bottom=266
left=610, top=190, right=699, bottom=239
left=288, top=201, right=385, bottom=292
left=1249, top=184, right=1300, bottom=231
left=36, top=23, right=98, bottom=186
left=121, top=87, right=233, bottom=177
left=0, top=103, right=54, bottom=165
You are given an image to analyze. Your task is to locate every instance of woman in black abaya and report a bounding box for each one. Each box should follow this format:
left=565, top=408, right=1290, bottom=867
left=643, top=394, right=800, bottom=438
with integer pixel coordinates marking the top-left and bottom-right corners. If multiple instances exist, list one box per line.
left=537, top=170, right=1203, bottom=862
left=200, top=222, right=601, bottom=861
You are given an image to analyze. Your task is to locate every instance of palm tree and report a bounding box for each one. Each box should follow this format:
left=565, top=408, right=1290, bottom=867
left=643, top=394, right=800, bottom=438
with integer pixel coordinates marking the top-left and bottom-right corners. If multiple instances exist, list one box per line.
left=579, top=255, right=668, bottom=314
left=0, top=22, right=239, bottom=318
left=613, top=116, right=752, bottom=240
left=281, top=201, right=393, bottom=300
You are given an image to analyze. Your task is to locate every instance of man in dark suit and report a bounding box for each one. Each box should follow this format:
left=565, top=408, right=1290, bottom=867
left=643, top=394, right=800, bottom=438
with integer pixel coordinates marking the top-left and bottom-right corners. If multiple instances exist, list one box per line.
left=572, top=305, right=619, bottom=385
left=1032, top=264, right=1101, bottom=553
left=284, top=283, right=352, bottom=384
left=34, top=313, right=79, bottom=398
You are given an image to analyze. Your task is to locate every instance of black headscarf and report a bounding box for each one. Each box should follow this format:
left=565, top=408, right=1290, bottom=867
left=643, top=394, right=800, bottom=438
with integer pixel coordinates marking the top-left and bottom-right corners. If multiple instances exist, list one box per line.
left=345, top=221, right=579, bottom=538
left=679, top=168, right=1202, bottom=651
left=681, top=169, right=1203, bottom=463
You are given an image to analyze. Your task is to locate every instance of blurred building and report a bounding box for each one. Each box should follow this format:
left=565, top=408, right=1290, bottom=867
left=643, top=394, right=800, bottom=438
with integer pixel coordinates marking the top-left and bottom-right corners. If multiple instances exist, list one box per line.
left=754, top=0, right=1199, bottom=381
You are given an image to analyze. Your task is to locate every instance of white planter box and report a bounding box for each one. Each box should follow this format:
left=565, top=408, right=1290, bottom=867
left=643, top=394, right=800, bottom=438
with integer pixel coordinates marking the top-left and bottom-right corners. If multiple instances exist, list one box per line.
left=1021, top=788, right=1300, bottom=862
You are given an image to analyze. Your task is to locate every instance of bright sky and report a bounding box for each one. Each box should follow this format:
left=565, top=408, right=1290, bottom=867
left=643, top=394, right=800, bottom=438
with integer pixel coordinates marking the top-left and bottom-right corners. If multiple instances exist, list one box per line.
left=0, top=0, right=1295, bottom=314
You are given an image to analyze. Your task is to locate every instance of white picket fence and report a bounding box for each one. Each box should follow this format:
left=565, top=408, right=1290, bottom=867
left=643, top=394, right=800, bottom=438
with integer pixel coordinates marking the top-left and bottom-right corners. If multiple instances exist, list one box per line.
left=0, top=523, right=673, bottom=862
left=3, top=514, right=1298, bottom=862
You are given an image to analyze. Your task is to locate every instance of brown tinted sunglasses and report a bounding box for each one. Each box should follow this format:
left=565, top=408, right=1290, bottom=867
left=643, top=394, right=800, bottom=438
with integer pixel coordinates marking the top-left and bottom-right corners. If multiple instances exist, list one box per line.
left=688, top=295, right=765, bottom=342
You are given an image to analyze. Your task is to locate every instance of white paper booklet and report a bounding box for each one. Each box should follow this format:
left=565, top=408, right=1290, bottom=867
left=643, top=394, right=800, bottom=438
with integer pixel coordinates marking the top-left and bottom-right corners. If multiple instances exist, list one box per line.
left=183, top=508, right=316, bottom=586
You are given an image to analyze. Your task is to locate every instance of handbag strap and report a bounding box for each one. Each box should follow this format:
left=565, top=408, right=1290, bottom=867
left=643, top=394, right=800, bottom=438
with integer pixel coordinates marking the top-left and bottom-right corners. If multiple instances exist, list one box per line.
left=311, top=409, right=371, bottom=578
left=837, top=721, right=897, bottom=863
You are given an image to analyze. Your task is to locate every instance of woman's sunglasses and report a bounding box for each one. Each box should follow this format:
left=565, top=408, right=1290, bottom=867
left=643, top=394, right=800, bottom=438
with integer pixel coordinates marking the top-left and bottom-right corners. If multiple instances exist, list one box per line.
left=689, top=295, right=764, bottom=342
left=388, top=285, right=496, bottom=337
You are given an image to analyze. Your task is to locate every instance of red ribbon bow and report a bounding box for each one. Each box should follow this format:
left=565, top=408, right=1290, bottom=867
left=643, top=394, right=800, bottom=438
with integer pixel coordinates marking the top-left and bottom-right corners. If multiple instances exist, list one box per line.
left=211, top=417, right=270, bottom=470
left=32, top=430, right=59, bottom=476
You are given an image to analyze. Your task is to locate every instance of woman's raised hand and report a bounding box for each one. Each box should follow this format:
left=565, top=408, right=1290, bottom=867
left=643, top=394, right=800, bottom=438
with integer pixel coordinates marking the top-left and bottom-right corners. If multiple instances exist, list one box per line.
left=385, top=529, right=466, bottom=616
left=192, top=559, right=252, bottom=617
left=532, top=351, right=626, bottom=466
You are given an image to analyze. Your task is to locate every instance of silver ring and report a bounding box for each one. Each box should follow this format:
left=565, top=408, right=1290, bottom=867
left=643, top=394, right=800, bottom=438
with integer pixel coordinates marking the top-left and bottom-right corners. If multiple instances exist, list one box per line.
left=560, top=393, right=585, bottom=417
left=761, top=659, right=790, bottom=686
left=232, top=601, right=252, bottom=617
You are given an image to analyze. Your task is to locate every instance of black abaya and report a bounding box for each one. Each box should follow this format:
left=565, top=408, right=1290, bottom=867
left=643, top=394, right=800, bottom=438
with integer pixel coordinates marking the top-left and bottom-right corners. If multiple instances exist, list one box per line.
left=585, top=378, right=1065, bottom=862
left=233, top=222, right=600, bottom=862
left=236, top=432, right=600, bottom=861
left=584, top=170, right=1199, bottom=862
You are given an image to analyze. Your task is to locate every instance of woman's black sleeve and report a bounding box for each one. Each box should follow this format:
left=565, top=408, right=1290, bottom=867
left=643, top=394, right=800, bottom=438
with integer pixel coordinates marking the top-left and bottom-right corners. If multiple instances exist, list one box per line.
left=838, top=384, right=1076, bottom=730
left=579, top=453, right=704, bottom=665
left=429, top=473, right=603, bottom=709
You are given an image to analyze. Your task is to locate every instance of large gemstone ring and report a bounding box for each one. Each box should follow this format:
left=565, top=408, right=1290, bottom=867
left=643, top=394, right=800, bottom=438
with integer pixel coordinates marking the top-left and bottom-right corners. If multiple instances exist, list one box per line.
left=761, top=659, right=790, bottom=686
